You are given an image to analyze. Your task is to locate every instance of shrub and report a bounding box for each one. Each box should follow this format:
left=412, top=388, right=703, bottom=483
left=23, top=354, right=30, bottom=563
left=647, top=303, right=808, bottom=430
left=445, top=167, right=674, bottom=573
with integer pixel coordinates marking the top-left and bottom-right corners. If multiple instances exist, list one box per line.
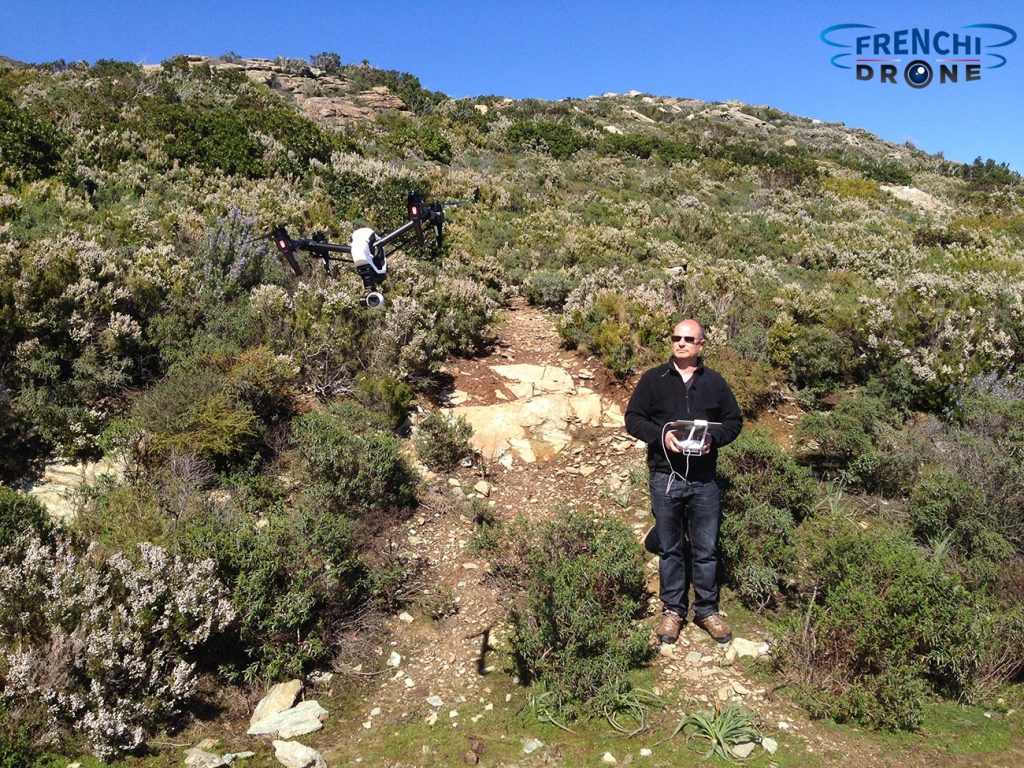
left=798, top=392, right=920, bottom=495
left=0, top=486, right=51, bottom=543
left=702, top=345, right=781, bottom=419
left=171, top=503, right=365, bottom=681
left=292, top=404, right=418, bottom=516
left=501, top=509, right=654, bottom=720
left=718, top=430, right=816, bottom=608
left=524, top=269, right=575, bottom=308
left=415, top=410, right=473, bottom=471
left=354, top=373, right=414, bottom=431
left=907, top=467, right=1013, bottom=586
left=777, top=514, right=980, bottom=731
left=0, top=533, right=235, bottom=760
left=506, top=119, right=589, bottom=159
left=0, top=93, right=64, bottom=182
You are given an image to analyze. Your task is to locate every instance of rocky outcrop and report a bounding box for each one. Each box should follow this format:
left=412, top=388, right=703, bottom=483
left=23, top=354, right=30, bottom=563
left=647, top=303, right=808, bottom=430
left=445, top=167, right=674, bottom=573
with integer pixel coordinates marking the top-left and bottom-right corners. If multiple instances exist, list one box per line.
left=178, top=56, right=412, bottom=128
left=451, top=363, right=624, bottom=464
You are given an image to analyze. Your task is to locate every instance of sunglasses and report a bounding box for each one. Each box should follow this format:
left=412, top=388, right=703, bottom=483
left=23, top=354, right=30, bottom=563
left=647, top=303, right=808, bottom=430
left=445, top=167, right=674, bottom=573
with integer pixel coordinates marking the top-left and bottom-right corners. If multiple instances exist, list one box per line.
left=670, top=335, right=702, bottom=344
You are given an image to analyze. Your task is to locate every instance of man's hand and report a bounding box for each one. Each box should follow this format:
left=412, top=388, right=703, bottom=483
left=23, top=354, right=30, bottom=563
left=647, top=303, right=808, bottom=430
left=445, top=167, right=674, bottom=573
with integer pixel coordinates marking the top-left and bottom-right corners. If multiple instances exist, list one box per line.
left=664, top=431, right=684, bottom=453
left=701, top=433, right=712, bottom=455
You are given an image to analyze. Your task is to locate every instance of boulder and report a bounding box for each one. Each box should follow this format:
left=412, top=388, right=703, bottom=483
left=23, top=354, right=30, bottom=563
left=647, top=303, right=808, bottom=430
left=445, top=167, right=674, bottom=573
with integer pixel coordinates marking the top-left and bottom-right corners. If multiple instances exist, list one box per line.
left=250, top=680, right=302, bottom=728
left=248, top=700, right=328, bottom=738
left=272, top=740, right=328, bottom=768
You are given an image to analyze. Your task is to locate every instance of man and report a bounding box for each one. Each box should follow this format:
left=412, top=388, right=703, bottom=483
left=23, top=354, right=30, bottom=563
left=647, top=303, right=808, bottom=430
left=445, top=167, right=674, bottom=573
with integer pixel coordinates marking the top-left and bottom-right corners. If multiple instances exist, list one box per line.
left=625, top=318, right=743, bottom=645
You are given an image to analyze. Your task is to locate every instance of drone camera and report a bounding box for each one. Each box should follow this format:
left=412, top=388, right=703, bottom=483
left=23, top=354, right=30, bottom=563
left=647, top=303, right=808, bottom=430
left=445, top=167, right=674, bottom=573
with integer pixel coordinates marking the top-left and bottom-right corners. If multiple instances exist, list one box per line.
left=360, top=291, right=385, bottom=309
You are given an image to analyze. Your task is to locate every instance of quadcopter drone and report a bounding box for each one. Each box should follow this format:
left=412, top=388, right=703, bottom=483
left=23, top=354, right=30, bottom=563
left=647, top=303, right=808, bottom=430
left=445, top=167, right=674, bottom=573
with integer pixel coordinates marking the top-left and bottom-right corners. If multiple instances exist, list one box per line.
left=269, top=192, right=469, bottom=308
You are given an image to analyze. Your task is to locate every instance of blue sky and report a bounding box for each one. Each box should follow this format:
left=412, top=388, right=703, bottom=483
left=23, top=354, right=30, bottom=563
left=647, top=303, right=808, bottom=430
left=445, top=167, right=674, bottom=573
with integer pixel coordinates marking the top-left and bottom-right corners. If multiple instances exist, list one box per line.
left=2, top=1, right=1022, bottom=172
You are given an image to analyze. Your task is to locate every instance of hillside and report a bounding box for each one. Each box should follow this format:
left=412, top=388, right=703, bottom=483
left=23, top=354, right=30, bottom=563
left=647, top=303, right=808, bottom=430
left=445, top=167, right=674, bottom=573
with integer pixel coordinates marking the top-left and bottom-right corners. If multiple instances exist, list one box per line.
left=1, top=54, right=1022, bottom=767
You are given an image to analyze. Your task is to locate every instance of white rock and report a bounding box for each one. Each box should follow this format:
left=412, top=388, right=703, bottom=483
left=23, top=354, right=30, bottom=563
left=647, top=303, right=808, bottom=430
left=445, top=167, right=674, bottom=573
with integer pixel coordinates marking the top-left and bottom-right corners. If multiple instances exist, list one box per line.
left=272, top=740, right=327, bottom=768
left=370, top=707, right=381, bottom=716
left=685, top=651, right=703, bottom=663
left=601, top=752, right=618, bottom=764
left=427, top=695, right=444, bottom=707
left=398, top=612, right=414, bottom=623
left=639, top=748, right=652, bottom=757
left=730, top=637, right=765, bottom=658
left=762, top=736, right=778, bottom=754
left=731, top=742, right=756, bottom=759
left=387, top=651, right=402, bottom=668
left=778, top=721, right=791, bottom=731
left=732, top=682, right=750, bottom=695
left=184, top=749, right=229, bottom=768
left=224, top=753, right=255, bottom=763
left=248, top=700, right=328, bottom=738
left=404, top=677, right=415, bottom=688
left=250, top=680, right=303, bottom=727
left=522, top=738, right=544, bottom=754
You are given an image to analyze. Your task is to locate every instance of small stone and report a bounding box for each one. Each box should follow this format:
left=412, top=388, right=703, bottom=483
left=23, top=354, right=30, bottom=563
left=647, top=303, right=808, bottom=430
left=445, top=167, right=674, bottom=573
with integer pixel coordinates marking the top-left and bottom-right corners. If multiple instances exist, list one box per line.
left=426, top=712, right=438, bottom=725
left=388, top=651, right=401, bottom=668
left=685, top=651, right=703, bottom=663
left=463, top=562, right=479, bottom=569
left=601, top=752, right=618, bottom=764
left=522, top=738, right=543, bottom=754
left=404, top=677, right=415, bottom=688
left=484, top=703, right=493, bottom=711
left=717, top=685, right=733, bottom=701
left=762, top=736, right=778, bottom=755
left=370, top=707, right=381, bottom=716
left=639, top=748, right=652, bottom=757
left=473, top=481, right=491, bottom=496
left=184, top=749, right=228, bottom=768
left=362, top=720, right=372, bottom=729
left=505, top=693, right=513, bottom=702
left=449, top=709, right=459, bottom=718
left=463, top=749, right=479, bottom=764
left=448, top=478, right=462, bottom=487
left=731, top=742, right=756, bottom=759
left=732, top=682, right=750, bottom=695
left=427, top=695, right=444, bottom=707
left=196, top=738, right=217, bottom=750
left=778, top=721, right=791, bottom=731
left=398, top=612, right=414, bottom=624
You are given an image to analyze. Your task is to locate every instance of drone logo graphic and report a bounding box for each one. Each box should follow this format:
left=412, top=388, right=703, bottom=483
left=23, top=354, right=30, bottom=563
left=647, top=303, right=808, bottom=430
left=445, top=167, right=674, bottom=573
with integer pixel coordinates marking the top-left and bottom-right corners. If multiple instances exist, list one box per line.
left=820, top=23, right=1017, bottom=87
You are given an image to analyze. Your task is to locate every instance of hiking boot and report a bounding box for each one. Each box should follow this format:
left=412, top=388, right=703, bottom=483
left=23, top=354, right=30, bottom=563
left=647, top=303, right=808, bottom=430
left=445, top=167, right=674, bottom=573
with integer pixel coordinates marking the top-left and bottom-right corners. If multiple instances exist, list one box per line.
left=656, top=610, right=684, bottom=644
left=695, top=613, right=732, bottom=644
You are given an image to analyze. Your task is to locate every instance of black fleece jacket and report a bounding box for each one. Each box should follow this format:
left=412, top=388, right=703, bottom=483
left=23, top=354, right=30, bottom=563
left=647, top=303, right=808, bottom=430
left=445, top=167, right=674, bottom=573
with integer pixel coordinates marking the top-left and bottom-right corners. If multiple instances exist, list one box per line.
left=624, top=359, right=743, bottom=480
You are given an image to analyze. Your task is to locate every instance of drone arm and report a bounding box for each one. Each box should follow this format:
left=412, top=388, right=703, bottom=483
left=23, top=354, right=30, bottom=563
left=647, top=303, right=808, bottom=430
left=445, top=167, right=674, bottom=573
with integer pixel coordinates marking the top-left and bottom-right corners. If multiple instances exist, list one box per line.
left=375, top=218, right=421, bottom=250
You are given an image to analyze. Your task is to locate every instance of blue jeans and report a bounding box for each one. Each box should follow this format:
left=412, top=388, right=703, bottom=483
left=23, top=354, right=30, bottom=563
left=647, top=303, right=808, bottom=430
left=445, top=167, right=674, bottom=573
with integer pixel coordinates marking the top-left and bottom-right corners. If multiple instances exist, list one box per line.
left=649, top=472, right=722, bottom=620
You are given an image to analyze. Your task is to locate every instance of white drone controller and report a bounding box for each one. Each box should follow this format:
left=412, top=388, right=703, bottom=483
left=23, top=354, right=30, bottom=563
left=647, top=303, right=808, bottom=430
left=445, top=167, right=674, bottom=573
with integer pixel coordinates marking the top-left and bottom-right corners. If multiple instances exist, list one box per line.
left=665, top=419, right=720, bottom=456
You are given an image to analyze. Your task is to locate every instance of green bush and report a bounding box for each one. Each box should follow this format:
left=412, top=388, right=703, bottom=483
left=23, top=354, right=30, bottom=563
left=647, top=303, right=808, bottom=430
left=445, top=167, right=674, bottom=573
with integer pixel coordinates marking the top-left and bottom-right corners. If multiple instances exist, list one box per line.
left=506, top=119, right=589, bottom=159
left=718, top=430, right=815, bottom=608
left=354, top=373, right=414, bottom=431
left=502, top=509, right=654, bottom=720
left=172, top=504, right=365, bottom=681
left=524, top=269, right=575, bottom=308
left=414, top=410, right=473, bottom=471
left=0, top=486, right=51, bottom=543
left=0, top=703, right=38, bottom=768
left=798, top=392, right=920, bottom=495
left=702, top=346, right=780, bottom=419
left=0, top=92, right=64, bottom=181
left=908, top=467, right=1013, bottom=586
left=777, top=514, right=980, bottom=730
left=293, top=404, right=418, bottom=516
